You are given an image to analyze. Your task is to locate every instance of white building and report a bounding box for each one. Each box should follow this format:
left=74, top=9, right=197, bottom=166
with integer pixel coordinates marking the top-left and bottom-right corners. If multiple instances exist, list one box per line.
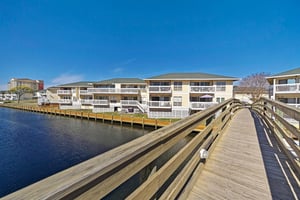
left=266, top=67, right=300, bottom=108
left=144, top=73, right=239, bottom=118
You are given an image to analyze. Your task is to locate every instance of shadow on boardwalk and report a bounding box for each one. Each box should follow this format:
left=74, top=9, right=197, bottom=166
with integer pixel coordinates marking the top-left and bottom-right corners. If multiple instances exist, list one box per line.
left=251, top=110, right=300, bottom=200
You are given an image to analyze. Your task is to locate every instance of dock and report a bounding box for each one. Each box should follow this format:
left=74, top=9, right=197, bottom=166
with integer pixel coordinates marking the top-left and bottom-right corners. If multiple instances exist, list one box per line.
left=1, top=98, right=299, bottom=199
left=186, top=109, right=300, bottom=200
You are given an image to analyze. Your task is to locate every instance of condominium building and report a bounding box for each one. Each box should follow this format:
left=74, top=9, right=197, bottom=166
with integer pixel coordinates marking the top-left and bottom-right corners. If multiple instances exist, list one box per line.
left=55, top=81, right=94, bottom=109
left=144, top=73, right=239, bottom=118
left=0, top=91, right=17, bottom=101
left=266, top=67, right=300, bottom=108
left=88, top=78, right=147, bottom=113
left=8, top=78, right=44, bottom=91
left=49, top=73, right=239, bottom=118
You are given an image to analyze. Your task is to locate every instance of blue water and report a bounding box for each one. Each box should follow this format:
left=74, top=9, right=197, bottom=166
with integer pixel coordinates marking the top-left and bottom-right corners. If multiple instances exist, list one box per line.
left=0, top=107, right=147, bottom=197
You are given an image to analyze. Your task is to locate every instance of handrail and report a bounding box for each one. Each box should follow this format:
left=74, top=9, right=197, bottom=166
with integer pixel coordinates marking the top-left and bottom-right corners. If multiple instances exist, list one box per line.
left=252, top=97, right=300, bottom=179
left=2, top=99, right=241, bottom=200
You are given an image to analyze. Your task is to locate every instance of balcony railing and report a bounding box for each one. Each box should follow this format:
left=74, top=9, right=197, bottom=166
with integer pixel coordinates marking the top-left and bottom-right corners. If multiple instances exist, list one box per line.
left=149, top=86, right=172, bottom=93
left=80, top=90, right=92, bottom=95
left=87, top=88, right=139, bottom=94
left=190, top=86, right=215, bottom=93
left=92, top=99, right=109, bottom=105
left=190, top=102, right=218, bottom=110
left=148, top=101, right=171, bottom=108
left=80, top=99, right=94, bottom=105
left=58, top=99, right=72, bottom=104
left=275, top=83, right=300, bottom=93
left=287, top=103, right=300, bottom=109
left=120, top=100, right=138, bottom=106
left=57, top=90, right=72, bottom=95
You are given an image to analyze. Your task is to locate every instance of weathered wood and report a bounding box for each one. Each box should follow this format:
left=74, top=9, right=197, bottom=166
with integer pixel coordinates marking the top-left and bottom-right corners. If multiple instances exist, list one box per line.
left=187, top=108, right=300, bottom=200
left=2, top=99, right=240, bottom=200
left=187, top=109, right=273, bottom=200
left=252, top=98, right=300, bottom=178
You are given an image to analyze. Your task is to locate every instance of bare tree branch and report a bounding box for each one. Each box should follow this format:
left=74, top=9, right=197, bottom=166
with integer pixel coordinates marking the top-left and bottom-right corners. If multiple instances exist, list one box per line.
left=238, top=72, right=270, bottom=101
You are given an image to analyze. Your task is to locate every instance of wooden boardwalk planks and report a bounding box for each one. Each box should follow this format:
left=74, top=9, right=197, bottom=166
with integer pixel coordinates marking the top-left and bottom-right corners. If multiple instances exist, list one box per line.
left=187, top=108, right=300, bottom=200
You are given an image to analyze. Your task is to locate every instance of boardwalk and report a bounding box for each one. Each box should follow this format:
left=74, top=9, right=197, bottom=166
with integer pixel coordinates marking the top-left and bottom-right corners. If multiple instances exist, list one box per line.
left=187, top=108, right=300, bottom=200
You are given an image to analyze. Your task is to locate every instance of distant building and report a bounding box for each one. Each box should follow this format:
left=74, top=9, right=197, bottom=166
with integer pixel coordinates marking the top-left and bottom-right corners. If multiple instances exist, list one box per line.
left=266, top=67, right=300, bottom=108
left=233, top=86, right=269, bottom=104
left=8, top=78, right=44, bottom=91
left=0, top=91, right=17, bottom=101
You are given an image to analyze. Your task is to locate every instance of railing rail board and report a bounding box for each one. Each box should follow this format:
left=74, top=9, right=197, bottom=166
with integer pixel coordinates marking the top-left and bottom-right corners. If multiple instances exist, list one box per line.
left=2, top=99, right=241, bottom=199
left=252, top=97, right=300, bottom=179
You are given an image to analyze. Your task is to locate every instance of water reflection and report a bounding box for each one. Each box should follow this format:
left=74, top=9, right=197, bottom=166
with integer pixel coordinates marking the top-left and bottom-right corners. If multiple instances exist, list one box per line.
left=0, top=108, right=147, bottom=197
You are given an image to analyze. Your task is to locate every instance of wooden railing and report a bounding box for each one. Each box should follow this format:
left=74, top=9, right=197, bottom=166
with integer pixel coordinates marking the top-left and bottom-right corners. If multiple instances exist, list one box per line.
left=2, top=99, right=241, bottom=199
left=252, top=97, right=300, bottom=179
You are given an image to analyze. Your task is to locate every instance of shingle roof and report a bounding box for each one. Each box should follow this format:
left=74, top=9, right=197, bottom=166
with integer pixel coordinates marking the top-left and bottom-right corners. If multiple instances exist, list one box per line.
left=268, top=67, right=300, bottom=77
left=145, top=73, right=239, bottom=80
left=57, top=81, right=95, bottom=88
left=94, top=78, right=146, bottom=84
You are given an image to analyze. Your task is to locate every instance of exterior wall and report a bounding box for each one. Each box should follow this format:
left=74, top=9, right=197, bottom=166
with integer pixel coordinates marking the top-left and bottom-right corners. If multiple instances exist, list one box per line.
left=268, top=74, right=300, bottom=108
left=8, top=79, right=44, bottom=91
left=91, top=82, right=147, bottom=113
left=171, top=80, right=189, bottom=108
left=146, top=79, right=235, bottom=118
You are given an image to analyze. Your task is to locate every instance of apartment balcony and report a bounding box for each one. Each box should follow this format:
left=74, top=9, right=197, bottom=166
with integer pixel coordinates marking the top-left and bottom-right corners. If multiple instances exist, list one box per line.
left=80, top=90, right=92, bottom=95
left=148, top=101, right=172, bottom=108
left=92, top=99, right=109, bottom=105
left=275, top=83, right=300, bottom=93
left=57, top=90, right=72, bottom=95
left=80, top=99, right=94, bottom=105
left=287, top=103, right=300, bottom=109
left=58, top=99, right=72, bottom=104
left=149, top=86, right=172, bottom=93
left=87, top=88, right=139, bottom=94
left=190, top=102, right=218, bottom=110
left=190, top=86, right=215, bottom=93
left=120, top=100, right=138, bottom=106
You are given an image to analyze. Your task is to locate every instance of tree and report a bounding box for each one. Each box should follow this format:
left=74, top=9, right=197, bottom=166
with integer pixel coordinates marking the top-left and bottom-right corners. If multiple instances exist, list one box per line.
left=238, top=72, right=270, bottom=101
left=10, top=86, right=33, bottom=103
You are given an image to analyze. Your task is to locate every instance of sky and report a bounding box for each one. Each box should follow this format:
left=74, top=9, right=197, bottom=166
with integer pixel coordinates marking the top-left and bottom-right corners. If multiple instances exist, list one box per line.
left=1, top=0, right=300, bottom=90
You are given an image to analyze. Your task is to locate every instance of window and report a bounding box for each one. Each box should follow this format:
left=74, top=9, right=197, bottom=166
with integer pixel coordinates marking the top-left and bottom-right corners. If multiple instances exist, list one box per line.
left=278, top=80, right=288, bottom=84
left=110, top=96, right=117, bottom=103
left=174, top=82, right=182, bottom=91
left=150, top=82, right=170, bottom=86
left=200, top=82, right=210, bottom=86
left=216, top=82, right=226, bottom=91
left=216, top=97, right=225, bottom=103
left=173, top=96, right=182, bottom=106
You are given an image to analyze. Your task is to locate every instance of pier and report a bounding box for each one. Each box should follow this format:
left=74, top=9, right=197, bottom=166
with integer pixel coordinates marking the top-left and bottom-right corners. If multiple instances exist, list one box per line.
left=2, top=98, right=299, bottom=199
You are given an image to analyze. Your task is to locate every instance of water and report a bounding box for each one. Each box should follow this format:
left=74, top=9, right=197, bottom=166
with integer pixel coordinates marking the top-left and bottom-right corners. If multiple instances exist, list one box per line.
left=0, top=107, right=147, bottom=197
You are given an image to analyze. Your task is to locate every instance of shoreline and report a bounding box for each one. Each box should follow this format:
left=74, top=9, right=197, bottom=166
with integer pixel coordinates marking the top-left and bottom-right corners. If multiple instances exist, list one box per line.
left=0, top=104, right=205, bottom=131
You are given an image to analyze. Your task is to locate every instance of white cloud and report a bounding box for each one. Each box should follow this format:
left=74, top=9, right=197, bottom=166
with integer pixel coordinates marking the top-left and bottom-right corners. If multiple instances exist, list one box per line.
left=111, top=58, right=137, bottom=74
left=51, top=73, right=84, bottom=85
left=113, top=67, right=124, bottom=73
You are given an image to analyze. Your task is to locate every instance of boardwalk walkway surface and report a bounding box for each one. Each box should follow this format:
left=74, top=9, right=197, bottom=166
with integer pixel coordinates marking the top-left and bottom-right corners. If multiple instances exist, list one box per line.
left=187, top=108, right=300, bottom=200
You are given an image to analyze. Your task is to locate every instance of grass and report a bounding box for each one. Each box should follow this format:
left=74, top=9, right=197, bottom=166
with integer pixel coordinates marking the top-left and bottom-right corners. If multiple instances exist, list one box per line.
left=2, top=99, right=38, bottom=106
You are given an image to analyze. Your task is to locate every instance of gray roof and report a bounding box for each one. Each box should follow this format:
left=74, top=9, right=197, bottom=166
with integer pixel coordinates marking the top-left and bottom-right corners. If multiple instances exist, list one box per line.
left=94, top=78, right=146, bottom=85
left=57, top=81, right=95, bottom=88
left=145, top=73, right=239, bottom=81
left=267, top=67, right=300, bottom=78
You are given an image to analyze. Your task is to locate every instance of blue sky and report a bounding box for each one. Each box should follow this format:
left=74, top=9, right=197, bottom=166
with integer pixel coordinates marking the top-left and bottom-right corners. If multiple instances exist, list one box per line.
left=0, top=0, right=300, bottom=89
